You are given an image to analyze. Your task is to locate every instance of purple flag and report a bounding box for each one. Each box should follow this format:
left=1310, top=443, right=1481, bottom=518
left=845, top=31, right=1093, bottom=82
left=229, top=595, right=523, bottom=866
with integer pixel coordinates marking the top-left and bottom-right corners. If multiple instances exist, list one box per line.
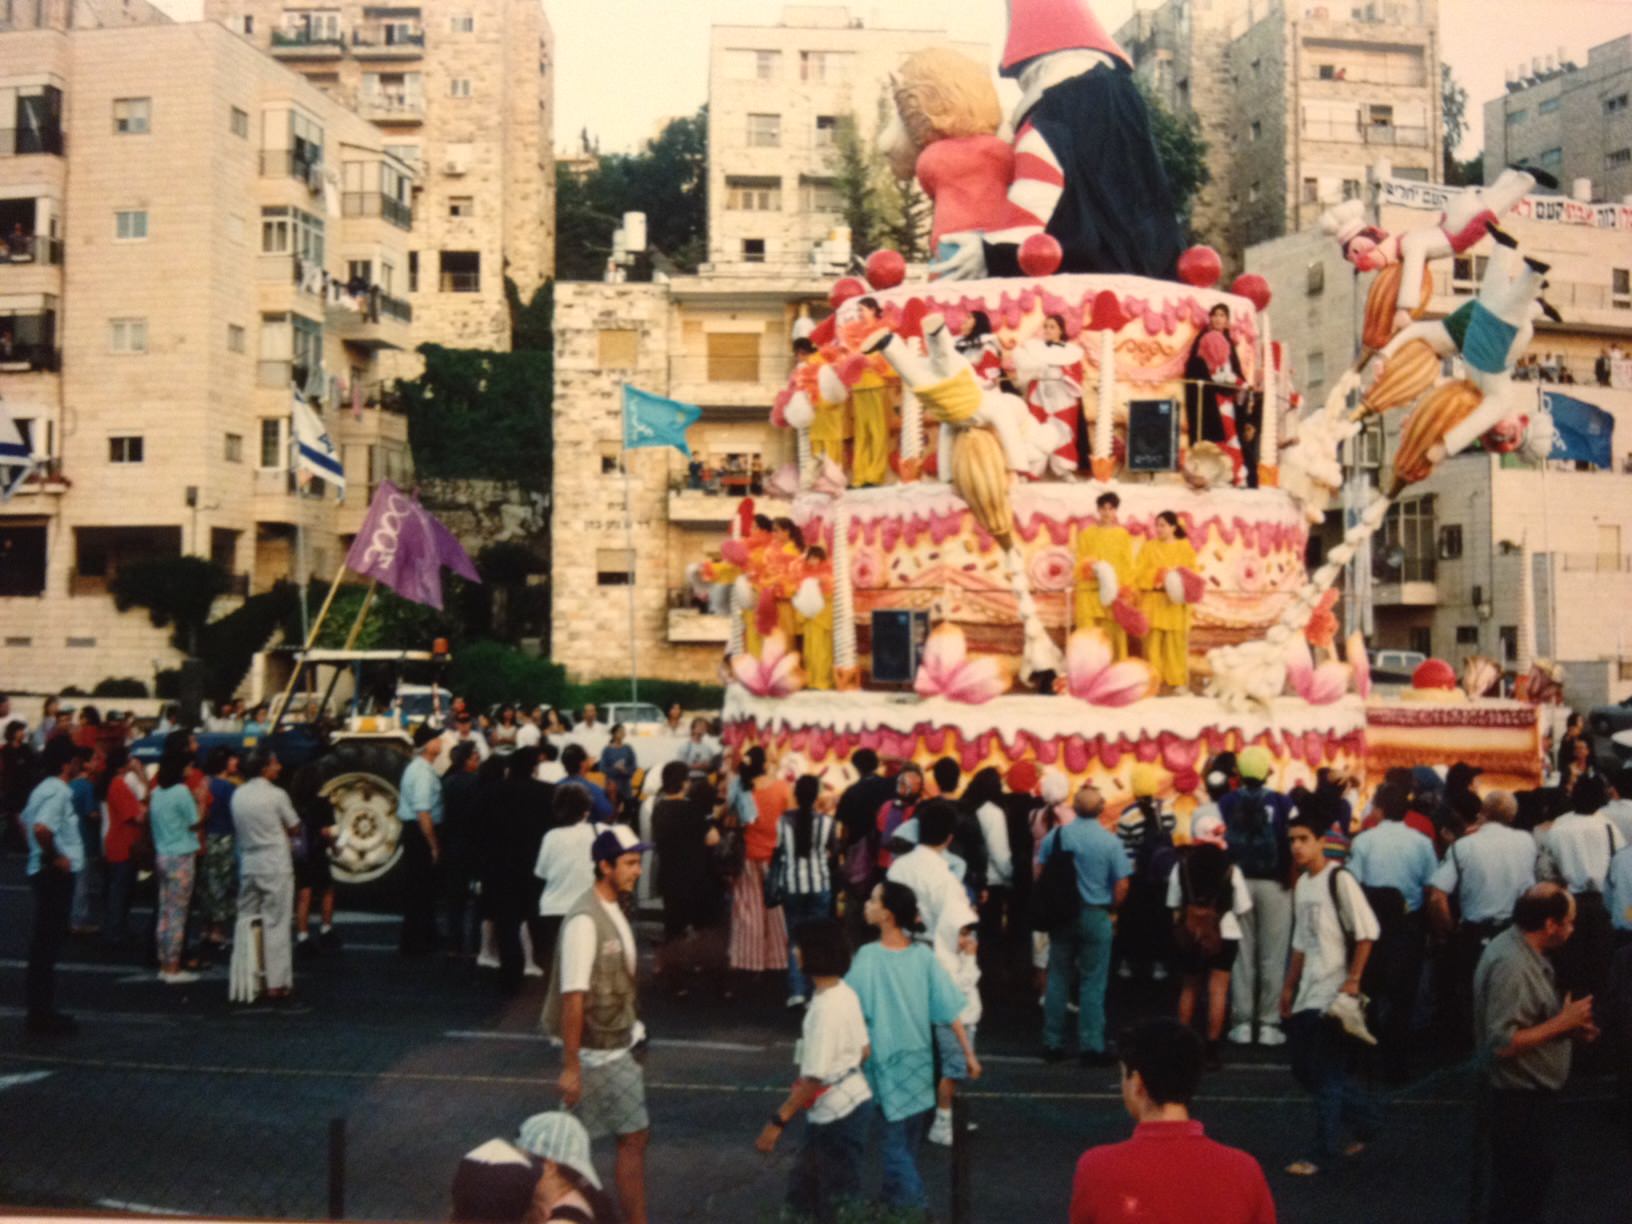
left=344, top=480, right=481, bottom=610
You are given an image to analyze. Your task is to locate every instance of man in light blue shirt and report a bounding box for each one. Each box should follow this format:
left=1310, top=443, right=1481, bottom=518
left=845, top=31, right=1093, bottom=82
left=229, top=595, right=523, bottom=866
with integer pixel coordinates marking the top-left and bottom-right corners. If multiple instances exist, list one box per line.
left=1350, top=781, right=1438, bottom=1079
left=398, top=724, right=444, bottom=955
left=1038, top=785, right=1131, bottom=1064
left=23, top=738, right=84, bottom=1035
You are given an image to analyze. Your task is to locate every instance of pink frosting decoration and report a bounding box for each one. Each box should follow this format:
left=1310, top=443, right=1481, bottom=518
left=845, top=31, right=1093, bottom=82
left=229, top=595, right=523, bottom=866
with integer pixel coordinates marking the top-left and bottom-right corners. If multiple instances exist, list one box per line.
left=1063, top=735, right=1091, bottom=774
left=852, top=548, right=884, bottom=589
left=1285, top=637, right=1351, bottom=706
left=913, top=624, right=1010, bottom=705
left=1028, top=546, right=1076, bottom=593
left=730, top=634, right=805, bottom=698
left=1065, top=629, right=1153, bottom=707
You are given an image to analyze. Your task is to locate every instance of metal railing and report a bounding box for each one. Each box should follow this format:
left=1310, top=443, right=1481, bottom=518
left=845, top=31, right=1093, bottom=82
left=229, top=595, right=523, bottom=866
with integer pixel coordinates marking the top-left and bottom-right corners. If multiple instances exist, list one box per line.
left=351, top=24, right=424, bottom=52
left=1301, top=120, right=1430, bottom=147
left=340, top=190, right=412, bottom=230
left=257, top=360, right=322, bottom=391
left=379, top=292, right=411, bottom=322
left=357, top=92, right=426, bottom=121
left=0, top=234, right=60, bottom=264
left=0, top=127, right=63, bottom=156
left=270, top=29, right=345, bottom=53
left=1560, top=552, right=1632, bottom=572
left=259, top=149, right=323, bottom=185
left=438, top=270, right=480, bottom=293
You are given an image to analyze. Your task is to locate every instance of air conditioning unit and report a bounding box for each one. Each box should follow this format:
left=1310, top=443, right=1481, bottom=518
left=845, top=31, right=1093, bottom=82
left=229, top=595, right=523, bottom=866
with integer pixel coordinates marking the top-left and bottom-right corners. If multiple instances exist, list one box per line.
left=443, top=158, right=468, bottom=176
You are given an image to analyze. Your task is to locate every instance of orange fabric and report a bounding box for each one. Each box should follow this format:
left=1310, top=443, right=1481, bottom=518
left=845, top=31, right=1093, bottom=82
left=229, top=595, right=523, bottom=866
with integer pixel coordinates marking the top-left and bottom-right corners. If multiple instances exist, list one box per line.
left=745, top=776, right=791, bottom=862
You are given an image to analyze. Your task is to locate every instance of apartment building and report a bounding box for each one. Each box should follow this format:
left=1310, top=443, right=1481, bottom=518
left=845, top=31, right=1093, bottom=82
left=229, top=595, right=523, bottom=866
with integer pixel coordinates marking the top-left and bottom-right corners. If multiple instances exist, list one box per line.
left=706, top=4, right=987, bottom=275
left=551, top=276, right=833, bottom=682
left=205, top=0, right=555, bottom=352
left=1485, top=35, right=1632, bottom=206
left=1117, top=0, right=1441, bottom=265
left=1247, top=185, right=1632, bottom=704
left=0, top=18, right=414, bottom=693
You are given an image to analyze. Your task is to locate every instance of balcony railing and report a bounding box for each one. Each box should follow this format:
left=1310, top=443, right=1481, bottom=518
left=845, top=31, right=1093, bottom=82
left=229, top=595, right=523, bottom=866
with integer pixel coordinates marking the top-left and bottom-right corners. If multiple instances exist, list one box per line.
left=0, top=340, right=57, bottom=371
left=68, top=569, right=108, bottom=596
left=0, top=235, right=60, bottom=265
left=351, top=25, right=424, bottom=53
left=258, top=360, right=322, bottom=391
left=270, top=29, right=345, bottom=54
left=357, top=92, right=425, bottom=121
left=379, top=292, right=411, bottom=322
left=439, top=271, right=480, bottom=293
left=341, top=190, right=413, bottom=230
left=0, top=127, right=64, bottom=157
left=1560, top=552, right=1632, bottom=573
left=1301, top=121, right=1430, bottom=147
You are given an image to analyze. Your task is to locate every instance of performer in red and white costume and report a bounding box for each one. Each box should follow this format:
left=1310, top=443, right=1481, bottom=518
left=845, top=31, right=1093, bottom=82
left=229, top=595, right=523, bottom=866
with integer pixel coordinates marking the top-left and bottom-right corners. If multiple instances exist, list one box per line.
left=1015, top=314, right=1086, bottom=478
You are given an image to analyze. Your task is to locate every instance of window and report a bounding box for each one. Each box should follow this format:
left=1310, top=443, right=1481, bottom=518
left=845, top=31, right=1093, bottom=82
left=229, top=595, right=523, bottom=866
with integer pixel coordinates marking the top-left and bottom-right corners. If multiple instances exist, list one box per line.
left=1438, top=524, right=1464, bottom=559
left=1379, top=494, right=1437, bottom=583
left=113, top=97, right=150, bottom=134
left=1305, top=350, right=1325, bottom=386
left=800, top=51, right=850, bottom=82
left=230, top=106, right=249, bottom=138
left=1456, top=624, right=1480, bottom=646
left=1607, top=94, right=1629, bottom=114
left=596, top=547, right=634, bottom=585
left=448, top=196, right=475, bottom=217
left=741, top=238, right=766, bottom=264
left=108, top=435, right=144, bottom=464
left=439, top=250, right=480, bottom=292
left=1342, top=177, right=1363, bottom=200
left=1539, top=147, right=1563, bottom=167
left=597, top=444, right=624, bottom=476
left=224, top=433, right=243, bottom=463
left=597, top=329, right=639, bottom=369
left=260, top=206, right=325, bottom=264
left=210, top=528, right=239, bottom=573
left=746, top=113, right=781, bottom=148
left=1609, top=149, right=1632, bottom=170
left=1499, top=625, right=1518, bottom=662
left=346, top=259, right=372, bottom=286
left=1452, top=254, right=1488, bottom=295
left=449, top=78, right=473, bottom=99
left=707, top=332, right=760, bottom=382
left=1506, top=108, right=1527, bottom=125
left=1318, top=63, right=1336, bottom=80
left=227, top=323, right=246, bottom=353
left=803, top=177, right=841, bottom=213
left=408, top=251, right=419, bottom=293
left=1307, top=261, right=1325, bottom=295
left=726, top=48, right=780, bottom=80
left=814, top=115, right=838, bottom=147
left=450, top=12, right=474, bottom=32
left=726, top=177, right=781, bottom=211
left=1301, top=176, right=1319, bottom=204
left=1248, top=181, right=1261, bottom=203
left=114, top=209, right=148, bottom=241
left=1613, top=268, right=1630, bottom=309
left=0, top=522, right=46, bottom=596
left=1250, top=119, right=1262, bottom=142
left=259, top=418, right=284, bottom=468
left=109, top=318, right=147, bottom=354
left=1368, top=103, right=1394, bottom=128
left=241, top=15, right=253, bottom=34
left=1538, top=97, right=1560, bottom=115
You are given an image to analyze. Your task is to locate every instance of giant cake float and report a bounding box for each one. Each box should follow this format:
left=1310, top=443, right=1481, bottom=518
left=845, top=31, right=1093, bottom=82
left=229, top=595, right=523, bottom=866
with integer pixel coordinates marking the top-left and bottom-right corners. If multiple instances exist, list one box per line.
left=711, top=0, right=1550, bottom=811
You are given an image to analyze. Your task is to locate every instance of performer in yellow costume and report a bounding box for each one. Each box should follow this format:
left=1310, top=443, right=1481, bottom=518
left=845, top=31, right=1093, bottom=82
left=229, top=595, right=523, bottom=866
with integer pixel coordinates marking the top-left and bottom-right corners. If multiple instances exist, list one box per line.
left=795, top=545, right=834, bottom=690
left=1073, top=490, right=1137, bottom=660
left=1134, top=510, right=1198, bottom=692
left=850, top=297, right=899, bottom=487
left=795, top=338, right=850, bottom=465
left=755, top=518, right=805, bottom=647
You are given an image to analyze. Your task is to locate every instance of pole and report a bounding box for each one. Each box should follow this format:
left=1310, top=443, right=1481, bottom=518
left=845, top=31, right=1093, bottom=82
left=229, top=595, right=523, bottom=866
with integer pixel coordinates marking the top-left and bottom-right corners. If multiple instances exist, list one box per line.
left=341, top=578, right=379, bottom=651
left=268, top=570, right=346, bottom=737
left=950, top=1094, right=972, bottom=1224
left=326, top=1116, right=346, bottom=1220
left=621, top=382, right=638, bottom=703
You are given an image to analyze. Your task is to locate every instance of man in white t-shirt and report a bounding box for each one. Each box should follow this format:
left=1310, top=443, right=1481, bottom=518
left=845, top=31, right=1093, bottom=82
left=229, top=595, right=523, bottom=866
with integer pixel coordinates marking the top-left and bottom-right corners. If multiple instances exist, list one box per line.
left=533, top=785, right=607, bottom=970
left=433, top=711, right=490, bottom=775
left=1278, top=810, right=1380, bottom=1176
left=541, top=824, right=652, bottom=1224
left=886, top=799, right=966, bottom=942
left=514, top=708, right=542, bottom=750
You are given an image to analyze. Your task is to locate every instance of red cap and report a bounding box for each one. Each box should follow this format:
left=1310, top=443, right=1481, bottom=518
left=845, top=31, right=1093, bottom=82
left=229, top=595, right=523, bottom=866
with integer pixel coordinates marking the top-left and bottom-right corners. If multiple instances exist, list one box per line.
left=1005, top=760, right=1041, bottom=795
left=1001, top=0, right=1130, bottom=77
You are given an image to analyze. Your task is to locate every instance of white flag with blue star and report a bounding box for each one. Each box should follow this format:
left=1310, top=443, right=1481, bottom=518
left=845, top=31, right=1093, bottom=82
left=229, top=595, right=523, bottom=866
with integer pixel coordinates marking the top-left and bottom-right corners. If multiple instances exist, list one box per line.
left=623, top=385, right=702, bottom=457
left=0, top=397, right=34, bottom=501
left=291, top=390, right=346, bottom=500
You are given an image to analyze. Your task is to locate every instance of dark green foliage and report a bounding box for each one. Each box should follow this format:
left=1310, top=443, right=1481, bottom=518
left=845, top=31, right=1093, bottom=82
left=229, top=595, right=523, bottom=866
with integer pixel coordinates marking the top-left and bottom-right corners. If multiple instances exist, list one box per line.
left=505, top=276, right=554, bottom=354
left=398, top=343, right=552, bottom=490
left=831, top=114, right=880, bottom=256
left=1442, top=63, right=1470, bottom=182
left=569, top=676, right=725, bottom=714
left=283, top=580, right=457, bottom=653
left=556, top=108, right=708, bottom=280
left=1135, top=79, right=1210, bottom=232
left=92, top=677, right=149, bottom=698
left=196, top=582, right=300, bottom=700
left=110, top=555, right=230, bottom=655
left=448, top=640, right=569, bottom=712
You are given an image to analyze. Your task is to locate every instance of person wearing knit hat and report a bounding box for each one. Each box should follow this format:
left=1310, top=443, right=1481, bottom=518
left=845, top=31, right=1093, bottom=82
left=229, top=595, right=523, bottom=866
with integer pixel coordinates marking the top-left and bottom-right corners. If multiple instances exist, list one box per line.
left=450, top=1139, right=541, bottom=1224
left=1115, top=764, right=1179, bottom=984
left=1218, top=745, right=1294, bottom=1048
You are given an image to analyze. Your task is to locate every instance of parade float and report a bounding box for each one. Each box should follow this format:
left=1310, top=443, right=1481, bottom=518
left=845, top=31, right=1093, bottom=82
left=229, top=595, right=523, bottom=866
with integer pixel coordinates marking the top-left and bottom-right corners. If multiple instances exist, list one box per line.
left=711, top=0, right=1553, bottom=815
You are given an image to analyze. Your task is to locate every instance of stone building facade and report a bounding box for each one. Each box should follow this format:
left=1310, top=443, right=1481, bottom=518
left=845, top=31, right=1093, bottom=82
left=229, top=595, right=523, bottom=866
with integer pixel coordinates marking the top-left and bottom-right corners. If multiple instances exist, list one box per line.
left=1485, top=35, right=1632, bottom=206
left=205, top=0, right=555, bottom=354
left=1117, top=0, right=1441, bottom=267
left=0, top=17, right=413, bottom=693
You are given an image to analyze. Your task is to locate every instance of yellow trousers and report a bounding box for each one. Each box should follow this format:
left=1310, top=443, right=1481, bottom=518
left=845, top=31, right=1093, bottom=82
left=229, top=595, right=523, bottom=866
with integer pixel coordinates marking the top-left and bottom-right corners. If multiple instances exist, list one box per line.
left=1146, top=628, right=1189, bottom=687
left=801, top=607, right=833, bottom=690
left=852, top=386, right=892, bottom=487
left=1084, top=614, right=1129, bottom=661
left=811, top=436, right=846, bottom=465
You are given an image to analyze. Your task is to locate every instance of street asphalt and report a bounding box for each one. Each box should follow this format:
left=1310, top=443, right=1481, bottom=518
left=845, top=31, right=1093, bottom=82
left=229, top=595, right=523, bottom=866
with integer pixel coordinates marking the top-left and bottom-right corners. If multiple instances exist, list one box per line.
left=0, top=854, right=1626, bottom=1223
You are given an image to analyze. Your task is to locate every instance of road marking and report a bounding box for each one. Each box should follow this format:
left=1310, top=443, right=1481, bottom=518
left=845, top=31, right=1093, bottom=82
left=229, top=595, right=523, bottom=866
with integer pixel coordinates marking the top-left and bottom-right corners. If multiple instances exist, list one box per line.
left=0, top=958, right=137, bottom=976
left=94, top=1199, right=188, bottom=1216
left=0, top=1005, right=176, bottom=1026
left=0, top=1070, right=53, bottom=1091
left=116, top=970, right=225, bottom=985
left=443, top=1029, right=768, bottom=1053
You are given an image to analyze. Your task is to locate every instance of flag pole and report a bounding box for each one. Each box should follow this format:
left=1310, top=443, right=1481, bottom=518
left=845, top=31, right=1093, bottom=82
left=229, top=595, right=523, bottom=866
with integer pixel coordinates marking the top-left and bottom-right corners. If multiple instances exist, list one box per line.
left=341, top=578, right=379, bottom=651
left=621, top=382, right=639, bottom=704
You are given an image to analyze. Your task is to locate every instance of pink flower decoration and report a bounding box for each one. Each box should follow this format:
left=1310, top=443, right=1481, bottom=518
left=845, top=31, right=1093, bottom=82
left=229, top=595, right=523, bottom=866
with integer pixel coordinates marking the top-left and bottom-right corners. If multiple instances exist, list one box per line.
left=1028, top=546, right=1076, bottom=593
left=765, top=462, right=800, bottom=500
left=1065, top=628, right=1153, bottom=707
left=913, top=624, right=1010, bottom=704
left=1234, top=554, right=1267, bottom=594
left=852, top=547, right=883, bottom=589
left=730, top=633, right=805, bottom=698
left=1346, top=631, right=1372, bottom=700
left=720, top=538, right=749, bottom=568
left=1285, top=636, right=1350, bottom=706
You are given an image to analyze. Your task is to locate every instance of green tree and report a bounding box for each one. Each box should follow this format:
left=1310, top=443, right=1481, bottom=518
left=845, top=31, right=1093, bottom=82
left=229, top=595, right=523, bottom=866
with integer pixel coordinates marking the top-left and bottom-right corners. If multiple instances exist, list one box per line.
left=111, top=555, right=230, bottom=656
left=1135, top=79, right=1210, bottom=231
left=1442, top=63, right=1470, bottom=182
left=830, top=114, right=879, bottom=256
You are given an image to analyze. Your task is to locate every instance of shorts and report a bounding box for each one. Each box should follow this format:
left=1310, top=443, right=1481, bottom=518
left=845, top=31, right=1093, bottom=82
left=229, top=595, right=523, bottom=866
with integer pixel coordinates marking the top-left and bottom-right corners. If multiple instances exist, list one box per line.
left=577, top=1052, right=649, bottom=1139
left=295, top=849, right=332, bottom=891
left=934, top=1022, right=975, bottom=1082
left=1176, top=937, right=1239, bottom=977
left=1032, top=931, right=1050, bottom=971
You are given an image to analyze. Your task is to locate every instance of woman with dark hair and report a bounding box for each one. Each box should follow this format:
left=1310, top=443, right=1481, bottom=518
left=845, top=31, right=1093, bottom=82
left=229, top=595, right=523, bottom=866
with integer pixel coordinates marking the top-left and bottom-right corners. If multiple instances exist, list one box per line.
left=197, top=744, right=240, bottom=950
left=726, top=747, right=790, bottom=979
left=102, top=745, right=148, bottom=948
left=844, top=879, right=978, bottom=1213
left=954, top=309, right=1004, bottom=391
left=1135, top=510, right=1199, bottom=693
left=596, top=724, right=636, bottom=810
left=1183, top=303, right=1250, bottom=475
left=1167, top=821, right=1252, bottom=1068
left=150, top=745, right=202, bottom=982
left=653, top=766, right=723, bottom=993
left=485, top=748, right=549, bottom=992
left=778, top=774, right=838, bottom=1007
left=489, top=704, right=519, bottom=751
left=1557, top=711, right=1587, bottom=778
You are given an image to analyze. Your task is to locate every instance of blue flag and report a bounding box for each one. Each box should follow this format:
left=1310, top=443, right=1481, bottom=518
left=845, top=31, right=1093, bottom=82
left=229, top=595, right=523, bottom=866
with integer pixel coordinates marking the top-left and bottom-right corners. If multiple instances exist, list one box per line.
left=623, top=385, right=701, bottom=457
left=1542, top=390, right=1614, bottom=468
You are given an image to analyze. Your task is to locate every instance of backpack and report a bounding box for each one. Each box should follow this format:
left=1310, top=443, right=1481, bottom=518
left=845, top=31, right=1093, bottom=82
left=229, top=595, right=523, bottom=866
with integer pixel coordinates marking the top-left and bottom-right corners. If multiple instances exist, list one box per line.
left=1132, top=805, right=1178, bottom=884
left=1031, top=836, right=1081, bottom=933
left=1172, top=853, right=1225, bottom=959
left=1226, top=789, right=1281, bottom=880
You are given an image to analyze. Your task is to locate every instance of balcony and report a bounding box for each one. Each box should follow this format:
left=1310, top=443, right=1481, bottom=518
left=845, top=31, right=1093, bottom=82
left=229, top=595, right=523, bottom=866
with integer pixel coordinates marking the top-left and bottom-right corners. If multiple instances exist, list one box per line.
left=0, top=234, right=60, bottom=266
left=668, top=489, right=790, bottom=525
left=667, top=353, right=795, bottom=411
left=341, top=190, right=412, bottom=230
left=357, top=92, right=425, bottom=123
left=1301, top=121, right=1429, bottom=147
left=668, top=607, right=733, bottom=645
left=329, top=285, right=412, bottom=350
left=270, top=29, right=346, bottom=59
left=351, top=25, right=424, bottom=58
left=0, top=127, right=63, bottom=158
left=259, top=149, right=325, bottom=191
left=258, top=360, right=323, bottom=393
left=1560, top=552, right=1632, bottom=573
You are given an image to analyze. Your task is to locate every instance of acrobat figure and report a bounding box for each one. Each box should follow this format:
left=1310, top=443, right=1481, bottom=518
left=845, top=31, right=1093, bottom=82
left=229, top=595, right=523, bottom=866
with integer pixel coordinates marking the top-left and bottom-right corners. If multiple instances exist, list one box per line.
left=1321, top=166, right=1544, bottom=331
left=1014, top=314, right=1086, bottom=478
left=931, top=0, right=1184, bottom=281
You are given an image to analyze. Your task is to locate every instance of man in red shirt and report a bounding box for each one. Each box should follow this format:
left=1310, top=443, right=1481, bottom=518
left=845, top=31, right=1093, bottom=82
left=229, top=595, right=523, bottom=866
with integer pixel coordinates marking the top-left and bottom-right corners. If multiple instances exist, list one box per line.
left=1070, top=1018, right=1276, bottom=1224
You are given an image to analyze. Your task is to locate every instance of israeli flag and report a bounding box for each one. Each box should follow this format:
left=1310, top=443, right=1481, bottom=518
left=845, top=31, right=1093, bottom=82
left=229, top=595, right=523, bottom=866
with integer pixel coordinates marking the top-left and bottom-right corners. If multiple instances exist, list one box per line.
left=291, top=391, right=346, bottom=499
left=623, top=384, right=702, bottom=457
left=0, top=397, right=34, bottom=501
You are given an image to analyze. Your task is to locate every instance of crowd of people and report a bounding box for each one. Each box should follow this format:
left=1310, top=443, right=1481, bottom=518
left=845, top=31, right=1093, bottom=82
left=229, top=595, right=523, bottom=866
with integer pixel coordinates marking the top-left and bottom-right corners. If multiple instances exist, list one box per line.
left=9, top=684, right=1632, bottom=1222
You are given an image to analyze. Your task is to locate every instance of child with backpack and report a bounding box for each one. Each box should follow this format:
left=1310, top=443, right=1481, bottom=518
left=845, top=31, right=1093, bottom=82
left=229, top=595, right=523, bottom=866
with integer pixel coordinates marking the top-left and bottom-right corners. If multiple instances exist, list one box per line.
left=1219, top=746, right=1295, bottom=1046
left=1167, top=817, right=1253, bottom=1068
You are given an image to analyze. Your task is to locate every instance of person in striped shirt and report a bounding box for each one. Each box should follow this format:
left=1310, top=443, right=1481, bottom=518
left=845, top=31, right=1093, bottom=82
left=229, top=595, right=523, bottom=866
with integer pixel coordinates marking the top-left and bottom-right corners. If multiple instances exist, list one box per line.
left=779, top=775, right=838, bottom=1008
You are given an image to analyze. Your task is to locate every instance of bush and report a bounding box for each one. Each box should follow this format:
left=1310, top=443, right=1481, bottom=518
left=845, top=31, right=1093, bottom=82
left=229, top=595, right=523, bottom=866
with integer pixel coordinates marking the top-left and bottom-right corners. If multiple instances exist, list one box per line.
left=111, top=555, right=231, bottom=654
left=447, top=640, right=570, bottom=712
left=567, top=677, right=725, bottom=714
left=198, top=583, right=301, bottom=701
left=92, top=677, right=149, bottom=698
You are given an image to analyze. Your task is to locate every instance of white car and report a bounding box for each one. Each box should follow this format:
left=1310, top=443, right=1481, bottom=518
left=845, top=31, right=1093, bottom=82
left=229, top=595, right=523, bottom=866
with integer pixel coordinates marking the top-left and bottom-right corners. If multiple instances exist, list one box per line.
left=601, top=701, right=667, bottom=733
left=1372, top=650, right=1427, bottom=676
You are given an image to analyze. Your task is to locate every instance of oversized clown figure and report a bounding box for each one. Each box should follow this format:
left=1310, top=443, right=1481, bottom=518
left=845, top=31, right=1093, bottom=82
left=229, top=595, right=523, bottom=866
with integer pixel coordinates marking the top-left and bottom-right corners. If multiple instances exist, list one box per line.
left=932, top=0, right=1186, bottom=281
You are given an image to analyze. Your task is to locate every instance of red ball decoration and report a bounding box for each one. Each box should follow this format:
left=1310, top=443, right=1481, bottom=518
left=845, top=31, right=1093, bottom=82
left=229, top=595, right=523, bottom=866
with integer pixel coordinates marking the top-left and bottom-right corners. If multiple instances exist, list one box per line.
left=864, top=249, right=906, bottom=290
left=1412, top=659, right=1458, bottom=691
left=1176, top=245, right=1222, bottom=288
left=829, top=277, right=866, bottom=309
left=1017, top=232, right=1063, bottom=278
left=1231, top=273, right=1273, bottom=313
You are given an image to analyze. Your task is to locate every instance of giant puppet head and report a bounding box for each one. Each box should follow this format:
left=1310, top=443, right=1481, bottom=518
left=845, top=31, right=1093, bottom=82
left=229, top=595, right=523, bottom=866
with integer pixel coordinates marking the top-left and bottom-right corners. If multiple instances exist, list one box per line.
left=882, top=47, right=1004, bottom=181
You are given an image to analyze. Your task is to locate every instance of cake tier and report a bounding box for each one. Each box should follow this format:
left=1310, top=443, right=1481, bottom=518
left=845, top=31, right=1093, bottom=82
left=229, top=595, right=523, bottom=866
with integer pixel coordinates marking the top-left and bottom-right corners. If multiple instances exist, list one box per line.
left=1363, top=699, right=1544, bottom=794
left=799, top=479, right=1308, bottom=665
left=723, top=686, right=1365, bottom=818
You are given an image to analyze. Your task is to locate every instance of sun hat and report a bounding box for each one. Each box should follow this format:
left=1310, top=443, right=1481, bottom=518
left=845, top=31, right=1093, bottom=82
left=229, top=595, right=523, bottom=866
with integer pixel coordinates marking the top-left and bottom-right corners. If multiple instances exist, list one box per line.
left=516, top=1111, right=602, bottom=1191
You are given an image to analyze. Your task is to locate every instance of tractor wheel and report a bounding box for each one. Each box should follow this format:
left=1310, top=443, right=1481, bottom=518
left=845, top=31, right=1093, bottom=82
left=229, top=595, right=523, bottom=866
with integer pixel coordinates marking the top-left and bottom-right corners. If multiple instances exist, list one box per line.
left=290, top=742, right=411, bottom=888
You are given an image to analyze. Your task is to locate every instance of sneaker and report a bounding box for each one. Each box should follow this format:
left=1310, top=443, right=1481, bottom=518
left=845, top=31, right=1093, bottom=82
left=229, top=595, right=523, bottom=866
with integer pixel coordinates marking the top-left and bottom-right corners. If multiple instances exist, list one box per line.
left=1116, top=963, right=1133, bottom=981
left=1256, top=1024, right=1287, bottom=1047
left=159, top=970, right=200, bottom=985
left=786, top=994, right=808, bottom=1009
left=1226, top=1023, right=1255, bottom=1045
left=1151, top=963, right=1169, bottom=982
left=523, top=962, right=544, bottom=978
left=926, top=1114, right=953, bottom=1146
left=1326, top=992, right=1378, bottom=1046
left=475, top=952, right=500, bottom=969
